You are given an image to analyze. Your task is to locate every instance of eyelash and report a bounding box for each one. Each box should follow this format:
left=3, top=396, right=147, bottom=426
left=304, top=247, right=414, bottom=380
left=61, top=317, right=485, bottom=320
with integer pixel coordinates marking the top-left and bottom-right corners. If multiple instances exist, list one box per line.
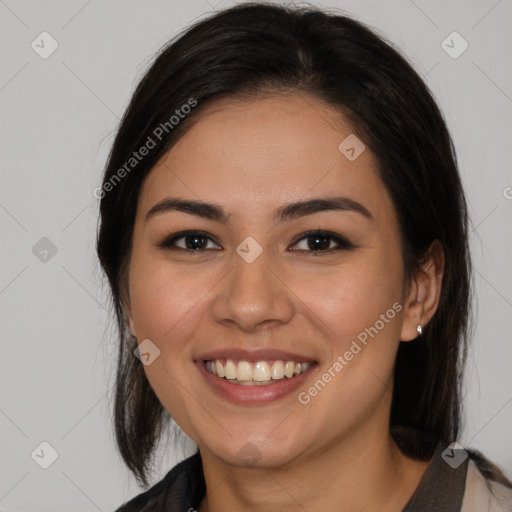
left=157, top=229, right=355, bottom=255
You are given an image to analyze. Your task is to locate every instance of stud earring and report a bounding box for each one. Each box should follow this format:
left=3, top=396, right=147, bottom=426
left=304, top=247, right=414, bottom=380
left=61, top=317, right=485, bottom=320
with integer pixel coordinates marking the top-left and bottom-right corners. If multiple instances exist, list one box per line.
left=416, top=324, right=423, bottom=336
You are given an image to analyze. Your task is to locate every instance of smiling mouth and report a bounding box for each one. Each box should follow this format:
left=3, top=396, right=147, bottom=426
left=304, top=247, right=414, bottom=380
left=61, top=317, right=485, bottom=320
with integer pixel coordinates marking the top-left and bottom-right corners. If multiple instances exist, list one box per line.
left=203, top=359, right=316, bottom=386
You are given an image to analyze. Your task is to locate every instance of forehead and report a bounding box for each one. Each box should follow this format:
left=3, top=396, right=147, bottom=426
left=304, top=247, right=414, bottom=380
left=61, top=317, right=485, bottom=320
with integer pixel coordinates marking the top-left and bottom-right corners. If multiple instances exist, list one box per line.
left=137, top=93, right=389, bottom=220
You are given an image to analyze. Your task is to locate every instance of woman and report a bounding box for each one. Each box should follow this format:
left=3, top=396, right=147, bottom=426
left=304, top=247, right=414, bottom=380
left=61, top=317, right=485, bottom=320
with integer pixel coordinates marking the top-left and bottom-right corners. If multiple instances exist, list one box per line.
left=96, top=3, right=512, bottom=511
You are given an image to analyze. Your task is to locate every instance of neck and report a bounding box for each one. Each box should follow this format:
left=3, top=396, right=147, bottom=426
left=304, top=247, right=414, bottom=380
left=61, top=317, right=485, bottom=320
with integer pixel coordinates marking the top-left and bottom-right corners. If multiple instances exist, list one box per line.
left=197, top=420, right=430, bottom=512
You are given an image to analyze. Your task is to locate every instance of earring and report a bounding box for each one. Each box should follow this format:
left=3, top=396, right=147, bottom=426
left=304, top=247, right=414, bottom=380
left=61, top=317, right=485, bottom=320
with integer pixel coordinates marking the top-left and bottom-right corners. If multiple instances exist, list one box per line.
left=416, top=324, right=423, bottom=336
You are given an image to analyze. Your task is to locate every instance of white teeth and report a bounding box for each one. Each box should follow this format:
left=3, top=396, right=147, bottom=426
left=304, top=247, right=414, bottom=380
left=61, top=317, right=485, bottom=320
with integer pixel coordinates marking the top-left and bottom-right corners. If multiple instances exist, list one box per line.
left=301, top=362, right=313, bottom=372
left=271, top=360, right=285, bottom=379
left=206, top=360, right=216, bottom=375
left=215, top=360, right=225, bottom=378
left=253, top=361, right=271, bottom=381
left=205, top=359, right=314, bottom=383
left=225, top=359, right=237, bottom=380
left=237, top=379, right=273, bottom=386
left=237, top=361, right=253, bottom=381
left=284, top=361, right=295, bottom=378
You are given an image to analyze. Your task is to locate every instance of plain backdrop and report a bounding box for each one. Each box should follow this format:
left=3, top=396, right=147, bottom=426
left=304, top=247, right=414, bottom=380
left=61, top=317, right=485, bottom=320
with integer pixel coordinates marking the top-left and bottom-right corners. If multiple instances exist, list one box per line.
left=1, top=0, right=511, bottom=510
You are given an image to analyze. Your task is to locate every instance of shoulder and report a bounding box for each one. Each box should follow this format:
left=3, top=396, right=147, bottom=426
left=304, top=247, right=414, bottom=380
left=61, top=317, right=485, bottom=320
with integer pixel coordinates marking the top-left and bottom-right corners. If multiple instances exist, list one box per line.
left=113, top=452, right=202, bottom=512
left=461, top=460, right=512, bottom=512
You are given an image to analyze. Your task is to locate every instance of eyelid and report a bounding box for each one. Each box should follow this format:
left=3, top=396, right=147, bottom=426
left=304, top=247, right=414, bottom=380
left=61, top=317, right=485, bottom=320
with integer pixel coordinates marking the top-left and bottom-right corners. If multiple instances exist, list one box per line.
left=288, top=230, right=355, bottom=252
left=157, top=230, right=222, bottom=250
left=157, top=229, right=355, bottom=252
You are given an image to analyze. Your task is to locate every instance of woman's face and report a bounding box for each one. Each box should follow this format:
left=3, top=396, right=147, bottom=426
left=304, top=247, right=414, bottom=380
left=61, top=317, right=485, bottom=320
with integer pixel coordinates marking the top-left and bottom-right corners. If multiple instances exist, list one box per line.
left=126, top=92, right=418, bottom=468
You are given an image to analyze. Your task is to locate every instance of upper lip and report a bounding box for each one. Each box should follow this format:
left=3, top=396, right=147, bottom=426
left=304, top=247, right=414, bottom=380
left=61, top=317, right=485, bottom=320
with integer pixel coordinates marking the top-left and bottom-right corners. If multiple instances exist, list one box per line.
left=195, top=348, right=318, bottom=362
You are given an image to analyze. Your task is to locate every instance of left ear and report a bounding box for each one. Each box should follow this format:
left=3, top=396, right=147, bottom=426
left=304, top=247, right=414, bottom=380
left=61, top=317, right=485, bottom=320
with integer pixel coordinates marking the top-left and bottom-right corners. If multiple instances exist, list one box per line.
left=400, top=240, right=444, bottom=342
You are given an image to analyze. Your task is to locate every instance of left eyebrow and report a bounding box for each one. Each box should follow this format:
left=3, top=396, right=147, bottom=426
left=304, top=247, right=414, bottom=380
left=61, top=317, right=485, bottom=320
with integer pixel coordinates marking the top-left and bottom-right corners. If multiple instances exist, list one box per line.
left=274, top=196, right=373, bottom=223
left=144, top=196, right=373, bottom=224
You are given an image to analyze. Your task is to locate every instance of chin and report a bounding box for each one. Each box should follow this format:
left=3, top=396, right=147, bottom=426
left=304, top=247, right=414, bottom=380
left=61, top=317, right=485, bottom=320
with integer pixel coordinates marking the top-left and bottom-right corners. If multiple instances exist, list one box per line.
left=203, top=432, right=307, bottom=470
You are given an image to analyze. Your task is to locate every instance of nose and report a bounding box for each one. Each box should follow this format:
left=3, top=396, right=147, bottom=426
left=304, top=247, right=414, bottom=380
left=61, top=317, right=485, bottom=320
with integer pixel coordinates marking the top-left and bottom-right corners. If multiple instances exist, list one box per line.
left=212, top=246, right=295, bottom=333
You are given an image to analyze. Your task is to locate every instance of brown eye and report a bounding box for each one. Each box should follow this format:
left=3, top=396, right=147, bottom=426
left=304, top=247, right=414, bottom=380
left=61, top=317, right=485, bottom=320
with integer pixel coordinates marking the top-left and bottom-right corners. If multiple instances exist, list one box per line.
left=290, top=230, right=355, bottom=253
left=158, top=230, right=221, bottom=251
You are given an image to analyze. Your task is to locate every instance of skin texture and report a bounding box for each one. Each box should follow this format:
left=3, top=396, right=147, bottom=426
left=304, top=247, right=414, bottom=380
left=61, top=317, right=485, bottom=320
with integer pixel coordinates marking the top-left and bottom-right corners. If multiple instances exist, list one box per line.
left=125, top=92, right=444, bottom=512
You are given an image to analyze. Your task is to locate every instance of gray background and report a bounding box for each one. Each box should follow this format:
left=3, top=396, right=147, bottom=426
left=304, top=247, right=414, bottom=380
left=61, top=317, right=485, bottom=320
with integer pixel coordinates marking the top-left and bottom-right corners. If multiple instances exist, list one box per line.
left=1, top=0, right=511, bottom=510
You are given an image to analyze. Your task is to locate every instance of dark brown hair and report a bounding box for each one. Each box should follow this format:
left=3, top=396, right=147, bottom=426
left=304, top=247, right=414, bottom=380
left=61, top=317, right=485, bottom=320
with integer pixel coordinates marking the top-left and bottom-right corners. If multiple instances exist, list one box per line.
left=96, top=2, right=509, bottom=488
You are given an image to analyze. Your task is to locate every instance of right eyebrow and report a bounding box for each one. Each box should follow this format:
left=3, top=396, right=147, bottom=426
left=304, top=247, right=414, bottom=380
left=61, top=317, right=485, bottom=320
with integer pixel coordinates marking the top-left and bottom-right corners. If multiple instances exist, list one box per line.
left=145, top=198, right=230, bottom=224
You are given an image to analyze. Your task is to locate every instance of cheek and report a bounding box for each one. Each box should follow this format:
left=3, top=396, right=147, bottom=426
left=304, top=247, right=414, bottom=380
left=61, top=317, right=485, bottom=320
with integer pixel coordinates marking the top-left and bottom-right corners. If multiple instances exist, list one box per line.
left=128, top=254, right=217, bottom=435
left=290, top=255, right=404, bottom=425
left=294, top=250, right=404, bottom=349
left=129, top=253, right=215, bottom=347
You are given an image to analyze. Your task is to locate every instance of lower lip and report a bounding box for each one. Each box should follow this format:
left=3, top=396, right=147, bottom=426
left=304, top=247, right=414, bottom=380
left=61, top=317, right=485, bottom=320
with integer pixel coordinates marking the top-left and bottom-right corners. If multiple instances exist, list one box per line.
left=195, top=360, right=317, bottom=405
